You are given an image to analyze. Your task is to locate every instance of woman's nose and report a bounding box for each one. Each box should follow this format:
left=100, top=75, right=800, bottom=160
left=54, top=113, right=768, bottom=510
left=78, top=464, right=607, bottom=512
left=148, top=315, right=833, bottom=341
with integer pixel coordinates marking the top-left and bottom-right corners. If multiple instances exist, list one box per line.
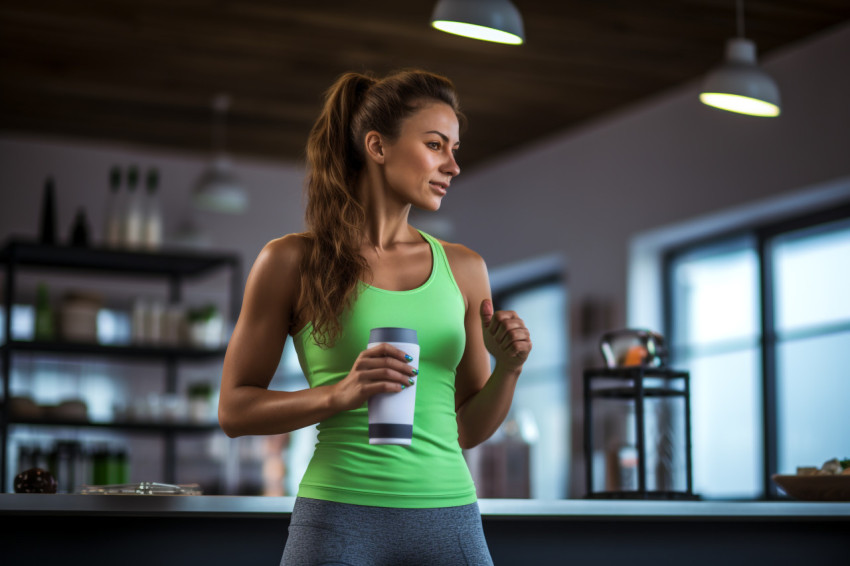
left=443, top=152, right=460, bottom=177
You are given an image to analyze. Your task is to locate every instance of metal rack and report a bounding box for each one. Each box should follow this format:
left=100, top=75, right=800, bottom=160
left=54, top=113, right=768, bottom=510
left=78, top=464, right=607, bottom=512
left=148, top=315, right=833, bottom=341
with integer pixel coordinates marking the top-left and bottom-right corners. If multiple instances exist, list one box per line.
left=0, top=238, right=241, bottom=492
left=583, top=366, right=697, bottom=500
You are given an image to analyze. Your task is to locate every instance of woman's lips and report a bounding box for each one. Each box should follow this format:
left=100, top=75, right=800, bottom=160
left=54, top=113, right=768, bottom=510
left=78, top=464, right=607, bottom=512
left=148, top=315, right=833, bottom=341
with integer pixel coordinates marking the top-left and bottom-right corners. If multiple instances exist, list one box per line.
left=430, top=181, right=447, bottom=195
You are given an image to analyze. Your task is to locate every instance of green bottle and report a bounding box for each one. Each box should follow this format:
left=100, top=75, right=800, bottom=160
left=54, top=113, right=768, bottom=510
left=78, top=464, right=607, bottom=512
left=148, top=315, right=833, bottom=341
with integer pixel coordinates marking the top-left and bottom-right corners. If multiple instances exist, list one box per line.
left=34, top=283, right=55, bottom=341
left=112, top=448, right=129, bottom=485
left=92, top=445, right=110, bottom=485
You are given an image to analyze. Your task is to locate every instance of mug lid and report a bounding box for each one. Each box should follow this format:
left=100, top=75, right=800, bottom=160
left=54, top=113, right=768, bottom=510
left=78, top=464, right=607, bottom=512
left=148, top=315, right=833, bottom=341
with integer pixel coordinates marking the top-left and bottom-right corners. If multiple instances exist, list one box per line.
left=369, top=327, right=417, bottom=344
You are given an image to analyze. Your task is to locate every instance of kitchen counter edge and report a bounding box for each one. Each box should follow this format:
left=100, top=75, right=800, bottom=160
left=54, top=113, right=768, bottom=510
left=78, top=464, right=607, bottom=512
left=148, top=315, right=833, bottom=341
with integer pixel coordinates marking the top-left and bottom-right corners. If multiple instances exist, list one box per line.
left=1, top=494, right=848, bottom=520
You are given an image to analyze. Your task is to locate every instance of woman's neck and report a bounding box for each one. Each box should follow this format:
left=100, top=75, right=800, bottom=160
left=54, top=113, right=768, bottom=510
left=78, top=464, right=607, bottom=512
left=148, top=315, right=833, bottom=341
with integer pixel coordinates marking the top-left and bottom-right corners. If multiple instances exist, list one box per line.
left=356, top=170, right=416, bottom=251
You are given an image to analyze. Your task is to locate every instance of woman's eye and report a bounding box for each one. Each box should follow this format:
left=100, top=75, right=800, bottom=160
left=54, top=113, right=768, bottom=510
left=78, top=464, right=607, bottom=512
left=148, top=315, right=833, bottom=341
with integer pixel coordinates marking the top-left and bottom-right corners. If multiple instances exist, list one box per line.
left=426, top=142, right=440, bottom=150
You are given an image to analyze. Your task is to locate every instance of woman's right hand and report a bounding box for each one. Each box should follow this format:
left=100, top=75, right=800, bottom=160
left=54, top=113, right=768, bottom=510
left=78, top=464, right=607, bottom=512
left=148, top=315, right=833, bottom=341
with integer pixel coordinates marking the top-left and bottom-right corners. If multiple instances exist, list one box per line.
left=330, top=343, right=418, bottom=412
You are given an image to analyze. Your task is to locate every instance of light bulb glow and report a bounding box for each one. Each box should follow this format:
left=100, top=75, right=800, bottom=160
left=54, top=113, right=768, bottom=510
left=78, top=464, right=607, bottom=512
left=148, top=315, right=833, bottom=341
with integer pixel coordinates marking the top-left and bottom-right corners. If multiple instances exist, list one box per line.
left=432, top=20, right=523, bottom=45
left=700, top=92, right=780, bottom=117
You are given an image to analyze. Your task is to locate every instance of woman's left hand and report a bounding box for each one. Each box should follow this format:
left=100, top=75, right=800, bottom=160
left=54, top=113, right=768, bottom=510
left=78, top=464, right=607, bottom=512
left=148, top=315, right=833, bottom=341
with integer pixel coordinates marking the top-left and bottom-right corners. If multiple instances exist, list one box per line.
left=479, top=299, right=531, bottom=369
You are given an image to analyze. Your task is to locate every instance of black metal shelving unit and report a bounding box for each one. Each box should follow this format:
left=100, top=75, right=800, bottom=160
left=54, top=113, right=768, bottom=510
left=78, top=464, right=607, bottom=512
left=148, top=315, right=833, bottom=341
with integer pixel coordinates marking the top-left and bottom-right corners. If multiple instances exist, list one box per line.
left=1, top=340, right=228, bottom=359
left=7, top=417, right=221, bottom=434
left=583, top=366, right=697, bottom=500
left=0, top=238, right=241, bottom=492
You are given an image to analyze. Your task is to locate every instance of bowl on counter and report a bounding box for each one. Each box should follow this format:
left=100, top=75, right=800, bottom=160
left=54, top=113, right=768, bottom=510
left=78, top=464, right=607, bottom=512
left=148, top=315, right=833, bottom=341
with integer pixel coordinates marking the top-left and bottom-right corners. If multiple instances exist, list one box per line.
left=772, top=473, right=850, bottom=501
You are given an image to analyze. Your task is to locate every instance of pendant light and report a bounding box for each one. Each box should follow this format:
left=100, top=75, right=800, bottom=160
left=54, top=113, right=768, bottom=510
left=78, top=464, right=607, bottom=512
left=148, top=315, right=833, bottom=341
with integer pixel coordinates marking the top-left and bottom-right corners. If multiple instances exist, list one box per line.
left=192, top=93, right=248, bottom=213
left=699, top=0, right=781, bottom=117
left=430, top=0, right=525, bottom=45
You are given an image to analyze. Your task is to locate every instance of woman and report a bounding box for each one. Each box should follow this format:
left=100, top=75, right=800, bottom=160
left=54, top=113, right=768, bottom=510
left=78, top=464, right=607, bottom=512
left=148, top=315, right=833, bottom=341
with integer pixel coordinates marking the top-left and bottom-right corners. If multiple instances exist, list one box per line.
left=218, top=68, right=531, bottom=566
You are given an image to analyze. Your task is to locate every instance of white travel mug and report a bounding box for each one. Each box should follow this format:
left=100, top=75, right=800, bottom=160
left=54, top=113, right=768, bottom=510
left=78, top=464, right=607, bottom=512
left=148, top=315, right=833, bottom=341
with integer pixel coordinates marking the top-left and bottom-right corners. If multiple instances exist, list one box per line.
left=367, top=327, right=419, bottom=445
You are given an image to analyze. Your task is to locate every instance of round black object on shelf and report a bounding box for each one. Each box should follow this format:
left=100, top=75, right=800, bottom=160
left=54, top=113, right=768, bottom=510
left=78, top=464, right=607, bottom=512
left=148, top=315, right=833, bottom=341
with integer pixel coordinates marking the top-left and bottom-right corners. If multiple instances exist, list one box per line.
left=14, top=467, right=58, bottom=493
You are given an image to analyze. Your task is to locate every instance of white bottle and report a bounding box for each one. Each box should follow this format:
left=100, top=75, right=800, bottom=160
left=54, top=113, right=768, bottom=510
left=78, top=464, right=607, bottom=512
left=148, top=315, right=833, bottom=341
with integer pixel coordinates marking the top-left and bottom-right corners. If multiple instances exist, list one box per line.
left=142, top=168, right=163, bottom=251
left=122, top=165, right=143, bottom=249
left=146, top=298, right=164, bottom=345
left=618, top=404, right=639, bottom=491
left=104, top=166, right=123, bottom=248
left=131, top=297, right=148, bottom=345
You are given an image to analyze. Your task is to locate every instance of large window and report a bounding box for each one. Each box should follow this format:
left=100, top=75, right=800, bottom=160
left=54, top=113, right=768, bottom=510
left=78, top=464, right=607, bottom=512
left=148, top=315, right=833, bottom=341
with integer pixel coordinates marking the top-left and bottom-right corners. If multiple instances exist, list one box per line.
left=492, top=273, right=569, bottom=499
left=665, top=204, right=850, bottom=499
left=772, top=219, right=850, bottom=478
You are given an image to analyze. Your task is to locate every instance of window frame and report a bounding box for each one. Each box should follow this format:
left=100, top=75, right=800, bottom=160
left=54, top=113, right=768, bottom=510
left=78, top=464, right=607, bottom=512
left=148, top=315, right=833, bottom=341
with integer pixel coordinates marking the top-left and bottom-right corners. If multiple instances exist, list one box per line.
left=662, top=200, right=850, bottom=499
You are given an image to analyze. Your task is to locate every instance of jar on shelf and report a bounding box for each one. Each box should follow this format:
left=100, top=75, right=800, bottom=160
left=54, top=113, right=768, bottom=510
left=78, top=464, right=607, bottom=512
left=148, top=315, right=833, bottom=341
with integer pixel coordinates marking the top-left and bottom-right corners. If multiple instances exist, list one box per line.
left=59, top=290, right=103, bottom=342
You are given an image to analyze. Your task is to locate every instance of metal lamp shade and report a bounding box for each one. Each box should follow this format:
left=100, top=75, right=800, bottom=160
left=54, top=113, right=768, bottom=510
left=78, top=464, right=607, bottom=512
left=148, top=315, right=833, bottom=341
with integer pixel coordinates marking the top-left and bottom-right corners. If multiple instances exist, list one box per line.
left=192, top=156, right=248, bottom=214
left=700, top=38, right=781, bottom=117
left=431, top=0, right=525, bottom=45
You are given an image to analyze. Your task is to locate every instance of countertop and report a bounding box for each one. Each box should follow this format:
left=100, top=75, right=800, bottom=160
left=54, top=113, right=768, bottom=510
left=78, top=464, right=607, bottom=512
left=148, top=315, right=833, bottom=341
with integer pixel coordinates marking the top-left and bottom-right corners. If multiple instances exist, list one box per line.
left=3, top=495, right=847, bottom=565
left=2, top=494, right=848, bottom=520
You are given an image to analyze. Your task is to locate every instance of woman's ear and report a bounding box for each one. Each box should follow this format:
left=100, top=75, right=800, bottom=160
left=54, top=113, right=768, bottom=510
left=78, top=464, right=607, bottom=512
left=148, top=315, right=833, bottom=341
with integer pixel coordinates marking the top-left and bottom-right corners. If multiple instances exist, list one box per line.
left=364, top=131, right=385, bottom=164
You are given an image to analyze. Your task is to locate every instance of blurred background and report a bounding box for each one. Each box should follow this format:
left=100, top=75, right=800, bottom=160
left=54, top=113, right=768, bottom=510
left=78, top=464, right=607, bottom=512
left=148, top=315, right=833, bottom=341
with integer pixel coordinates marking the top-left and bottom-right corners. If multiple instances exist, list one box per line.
left=1, top=1, right=848, bottom=500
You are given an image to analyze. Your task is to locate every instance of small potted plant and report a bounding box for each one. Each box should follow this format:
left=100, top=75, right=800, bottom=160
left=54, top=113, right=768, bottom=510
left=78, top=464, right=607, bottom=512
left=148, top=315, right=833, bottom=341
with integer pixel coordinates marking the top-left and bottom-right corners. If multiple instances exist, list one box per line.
left=187, top=381, right=214, bottom=423
left=186, top=303, right=223, bottom=349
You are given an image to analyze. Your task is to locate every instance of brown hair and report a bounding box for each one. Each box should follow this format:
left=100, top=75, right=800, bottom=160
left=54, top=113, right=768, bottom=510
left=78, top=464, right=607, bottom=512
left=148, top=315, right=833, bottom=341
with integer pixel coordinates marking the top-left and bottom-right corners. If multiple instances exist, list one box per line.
left=300, top=68, right=463, bottom=347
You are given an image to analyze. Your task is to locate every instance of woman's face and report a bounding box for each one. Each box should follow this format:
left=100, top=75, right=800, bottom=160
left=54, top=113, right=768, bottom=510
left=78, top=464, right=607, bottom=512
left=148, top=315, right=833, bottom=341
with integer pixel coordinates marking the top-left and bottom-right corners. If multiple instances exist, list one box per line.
left=380, top=101, right=461, bottom=212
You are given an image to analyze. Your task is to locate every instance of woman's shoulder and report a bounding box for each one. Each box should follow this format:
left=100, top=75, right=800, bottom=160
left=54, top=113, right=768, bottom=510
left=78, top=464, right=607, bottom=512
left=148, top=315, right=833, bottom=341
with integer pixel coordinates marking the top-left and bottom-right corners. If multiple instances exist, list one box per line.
left=264, top=232, right=311, bottom=254
left=253, top=232, right=311, bottom=274
left=436, top=238, right=483, bottom=263
left=432, top=236, right=488, bottom=284
left=428, top=232, right=485, bottom=265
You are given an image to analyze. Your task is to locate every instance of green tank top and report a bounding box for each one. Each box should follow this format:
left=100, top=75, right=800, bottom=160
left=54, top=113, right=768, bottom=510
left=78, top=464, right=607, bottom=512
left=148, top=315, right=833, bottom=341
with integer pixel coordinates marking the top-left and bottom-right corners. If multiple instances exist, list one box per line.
left=292, top=229, right=477, bottom=508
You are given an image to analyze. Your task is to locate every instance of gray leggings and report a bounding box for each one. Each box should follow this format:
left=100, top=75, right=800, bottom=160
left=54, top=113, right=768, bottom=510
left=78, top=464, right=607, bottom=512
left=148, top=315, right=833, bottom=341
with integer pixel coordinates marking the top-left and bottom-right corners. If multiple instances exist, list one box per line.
left=280, top=497, right=494, bottom=566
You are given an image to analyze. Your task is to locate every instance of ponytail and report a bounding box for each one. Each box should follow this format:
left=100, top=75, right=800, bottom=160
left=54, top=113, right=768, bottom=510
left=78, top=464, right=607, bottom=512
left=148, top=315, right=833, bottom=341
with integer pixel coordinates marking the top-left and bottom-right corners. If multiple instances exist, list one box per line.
left=301, top=73, right=374, bottom=347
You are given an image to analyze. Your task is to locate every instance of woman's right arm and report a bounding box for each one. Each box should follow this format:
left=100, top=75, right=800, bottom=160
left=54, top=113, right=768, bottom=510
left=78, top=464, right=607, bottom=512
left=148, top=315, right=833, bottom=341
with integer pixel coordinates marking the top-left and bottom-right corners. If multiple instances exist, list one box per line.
left=218, top=235, right=415, bottom=438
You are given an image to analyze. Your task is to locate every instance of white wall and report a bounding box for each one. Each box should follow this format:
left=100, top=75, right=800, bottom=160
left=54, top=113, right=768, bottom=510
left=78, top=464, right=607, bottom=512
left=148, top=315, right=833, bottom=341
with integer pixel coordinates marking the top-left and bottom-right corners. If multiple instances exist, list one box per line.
left=2, top=21, right=849, bottom=497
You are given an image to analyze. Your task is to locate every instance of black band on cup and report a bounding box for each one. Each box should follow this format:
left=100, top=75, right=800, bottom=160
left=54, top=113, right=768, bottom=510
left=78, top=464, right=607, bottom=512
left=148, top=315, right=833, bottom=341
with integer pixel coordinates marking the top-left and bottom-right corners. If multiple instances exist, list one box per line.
left=369, top=327, right=418, bottom=344
left=369, top=423, right=413, bottom=439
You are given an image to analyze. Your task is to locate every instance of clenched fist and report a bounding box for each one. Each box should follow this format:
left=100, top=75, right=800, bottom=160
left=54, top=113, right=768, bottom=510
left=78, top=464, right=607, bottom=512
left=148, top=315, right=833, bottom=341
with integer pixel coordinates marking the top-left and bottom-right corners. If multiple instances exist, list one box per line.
left=480, top=299, right=531, bottom=369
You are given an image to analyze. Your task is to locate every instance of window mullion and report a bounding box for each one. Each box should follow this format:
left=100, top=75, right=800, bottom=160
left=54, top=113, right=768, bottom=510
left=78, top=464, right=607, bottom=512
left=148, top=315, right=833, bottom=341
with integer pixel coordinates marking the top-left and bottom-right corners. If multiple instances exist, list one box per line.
left=757, top=228, right=778, bottom=499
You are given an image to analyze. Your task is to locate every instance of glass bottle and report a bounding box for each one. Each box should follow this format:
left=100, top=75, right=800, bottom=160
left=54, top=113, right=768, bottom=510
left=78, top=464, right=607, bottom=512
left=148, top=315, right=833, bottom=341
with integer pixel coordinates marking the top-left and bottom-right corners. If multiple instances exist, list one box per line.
left=618, top=404, right=639, bottom=491
left=112, top=447, right=130, bottom=485
left=131, top=297, right=149, bottom=345
left=104, top=166, right=123, bottom=248
left=34, top=283, right=55, bottom=341
left=91, top=444, right=110, bottom=485
left=122, top=165, right=143, bottom=248
left=39, top=177, right=57, bottom=245
left=70, top=208, right=91, bottom=247
left=142, top=167, right=163, bottom=251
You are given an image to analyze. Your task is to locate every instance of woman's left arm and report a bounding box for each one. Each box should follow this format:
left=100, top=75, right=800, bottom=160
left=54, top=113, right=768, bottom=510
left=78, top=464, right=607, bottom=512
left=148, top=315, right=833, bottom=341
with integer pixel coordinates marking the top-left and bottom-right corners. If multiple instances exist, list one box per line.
left=445, top=243, right=532, bottom=449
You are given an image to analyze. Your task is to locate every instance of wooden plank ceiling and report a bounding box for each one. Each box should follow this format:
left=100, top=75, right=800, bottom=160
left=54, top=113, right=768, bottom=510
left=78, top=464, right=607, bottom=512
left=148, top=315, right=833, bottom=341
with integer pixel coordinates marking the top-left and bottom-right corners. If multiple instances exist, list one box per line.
left=2, top=0, right=849, bottom=172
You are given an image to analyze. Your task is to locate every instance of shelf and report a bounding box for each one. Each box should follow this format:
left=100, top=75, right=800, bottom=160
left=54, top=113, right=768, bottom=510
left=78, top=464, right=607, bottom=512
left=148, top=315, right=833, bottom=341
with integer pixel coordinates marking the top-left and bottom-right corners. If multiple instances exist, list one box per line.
left=589, top=386, right=687, bottom=399
left=8, top=418, right=220, bottom=434
left=2, top=340, right=227, bottom=361
left=0, top=239, right=238, bottom=278
left=1, top=237, right=239, bottom=492
left=583, top=365, right=696, bottom=500
left=584, top=366, right=689, bottom=379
